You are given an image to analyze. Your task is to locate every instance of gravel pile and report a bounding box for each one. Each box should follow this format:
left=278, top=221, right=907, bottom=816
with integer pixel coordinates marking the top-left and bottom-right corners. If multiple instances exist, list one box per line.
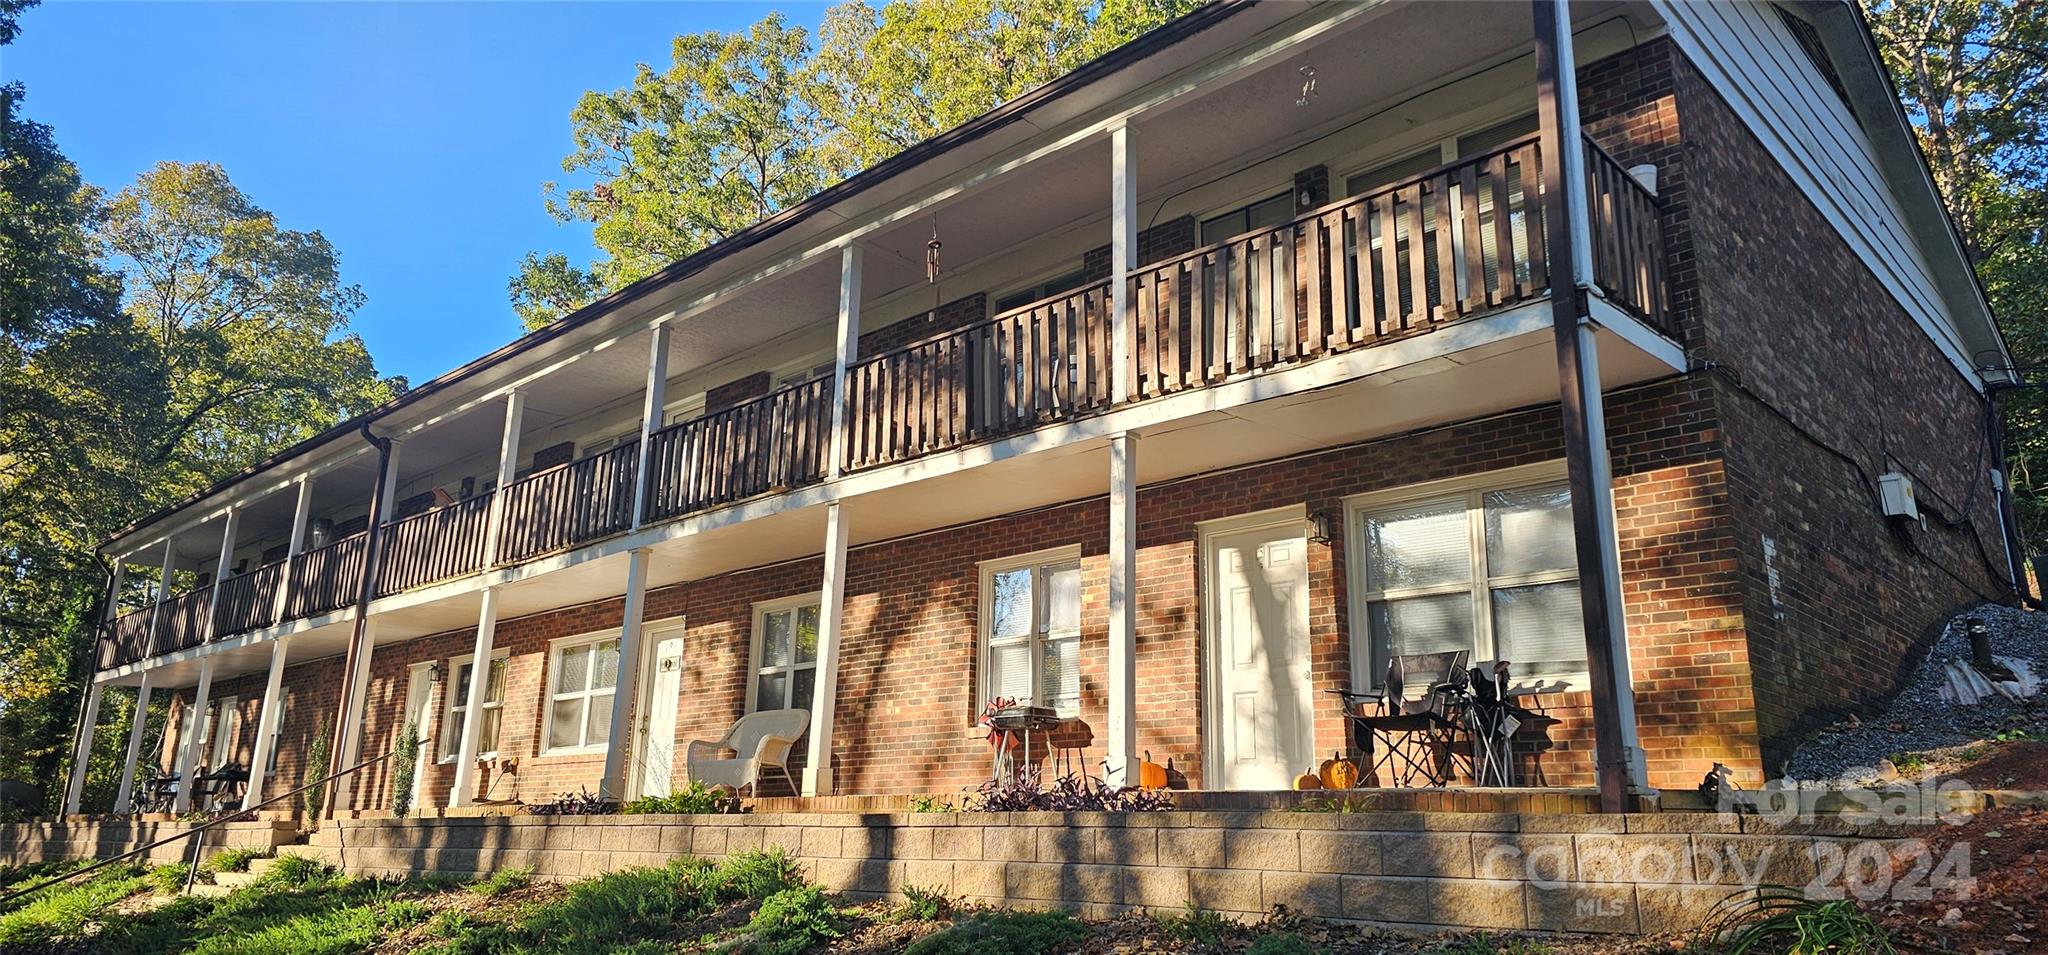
left=1782, top=602, right=2048, bottom=782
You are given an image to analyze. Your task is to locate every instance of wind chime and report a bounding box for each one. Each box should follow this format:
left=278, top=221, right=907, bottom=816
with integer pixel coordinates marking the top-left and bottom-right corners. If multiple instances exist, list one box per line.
left=925, top=214, right=944, bottom=320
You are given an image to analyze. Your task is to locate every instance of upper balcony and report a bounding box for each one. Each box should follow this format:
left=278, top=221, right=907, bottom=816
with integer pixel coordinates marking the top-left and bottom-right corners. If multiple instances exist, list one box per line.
left=93, top=0, right=1684, bottom=679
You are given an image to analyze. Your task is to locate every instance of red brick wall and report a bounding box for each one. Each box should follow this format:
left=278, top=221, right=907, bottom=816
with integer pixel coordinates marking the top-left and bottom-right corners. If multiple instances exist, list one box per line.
left=859, top=293, right=989, bottom=356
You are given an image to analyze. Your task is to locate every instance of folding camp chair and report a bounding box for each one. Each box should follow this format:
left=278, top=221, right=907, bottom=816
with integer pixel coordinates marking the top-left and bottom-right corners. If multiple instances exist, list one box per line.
left=1330, top=650, right=1471, bottom=787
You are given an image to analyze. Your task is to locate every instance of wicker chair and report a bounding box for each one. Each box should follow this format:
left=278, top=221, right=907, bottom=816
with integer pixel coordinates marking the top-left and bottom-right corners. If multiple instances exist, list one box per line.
left=685, top=709, right=810, bottom=795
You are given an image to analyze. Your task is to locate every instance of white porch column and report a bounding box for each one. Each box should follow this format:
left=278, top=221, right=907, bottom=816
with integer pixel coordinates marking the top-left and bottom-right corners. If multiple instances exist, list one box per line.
left=448, top=587, right=502, bottom=807
left=63, top=683, right=105, bottom=814
left=273, top=477, right=315, bottom=622
left=631, top=327, right=671, bottom=527
left=206, top=505, right=241, bottom=637
left=112, top=669, right=156, bottom=813
left=827, top=243, right=863, bottom=479
left=172, top=655, right=216, bottom=814
left=481, top=391, right=526, bottom=565
left=1105, top=431, right=1140, bottom=787
left=802, top=503, right=851, bottom=796
left=145, top=536, right=177, bottom=655
left=599, top=548, right=653, bottom=800
left=1110, top=122, right=1137, bottom=403
left=242, top=638, right=290, bottom=809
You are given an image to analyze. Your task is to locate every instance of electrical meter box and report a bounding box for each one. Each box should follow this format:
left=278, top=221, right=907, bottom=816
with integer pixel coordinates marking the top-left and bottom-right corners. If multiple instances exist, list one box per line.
left=1878, top=471, right=1919, bottom=521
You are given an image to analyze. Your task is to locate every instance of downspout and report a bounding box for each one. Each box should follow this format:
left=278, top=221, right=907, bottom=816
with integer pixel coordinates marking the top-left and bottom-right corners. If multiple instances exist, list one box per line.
left=1985, top=382, right=2036, bottom=608
left=322, top=421, right=392, bottom=820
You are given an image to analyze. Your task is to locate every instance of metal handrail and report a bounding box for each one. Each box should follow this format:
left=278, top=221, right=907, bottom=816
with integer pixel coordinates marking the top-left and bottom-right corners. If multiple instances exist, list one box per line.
left=0, top=748, right=393, bottom=908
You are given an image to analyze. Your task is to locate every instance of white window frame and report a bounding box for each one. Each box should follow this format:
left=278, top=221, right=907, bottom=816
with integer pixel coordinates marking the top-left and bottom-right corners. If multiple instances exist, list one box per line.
left=976, top=544, right=1085, bottom=718
left=438, top=648, right=510, bottom=763
left=745, top=592, right=823, bottom=715
left=539, top=630, right=624, bottom=756
left=1342, top=460, right=1591, bottom=693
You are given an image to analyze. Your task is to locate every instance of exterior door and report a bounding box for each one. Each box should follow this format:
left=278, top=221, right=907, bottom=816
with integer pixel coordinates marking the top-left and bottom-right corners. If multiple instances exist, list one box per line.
left=204, top=697, right=239, bottom=810
left=1211, top=521, right=1313, bottom=790
left=631, top=627, right=687, bottom=798
left=401, top=664, right=435, bottom=811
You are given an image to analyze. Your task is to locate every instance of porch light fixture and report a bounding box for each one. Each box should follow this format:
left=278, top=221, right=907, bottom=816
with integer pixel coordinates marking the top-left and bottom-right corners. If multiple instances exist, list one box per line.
left=427, top=660, right=446, bottom=684
left=1296, top=66, right=1318, bottom=108
left=1306, top=510, right=1334, bottom=545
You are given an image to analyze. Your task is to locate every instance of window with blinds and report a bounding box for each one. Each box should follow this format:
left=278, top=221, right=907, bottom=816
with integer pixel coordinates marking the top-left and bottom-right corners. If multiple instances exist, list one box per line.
left=980, top=548, right=1082, bottom=716
left=751, top=597, right=819, bottom=713
left=1350, top=470, right=1586, bottom=687
left=440, top=653, right=508, bottom=760
left=544, top=635, right=620, bottom=753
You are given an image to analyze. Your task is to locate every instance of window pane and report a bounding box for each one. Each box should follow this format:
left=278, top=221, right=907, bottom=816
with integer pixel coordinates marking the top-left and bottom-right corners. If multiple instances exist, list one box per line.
left=1045, top=636, right=1080, bottom=714
left=1491, top=582, right=1586, bottom=680
left=1456, top=114, right=1539, bottom=157
left=795, top=605, right=819, bottom=664
left=477, top=708, right=502, bottom=753
left=443, top=710, right=467, bottom=758
left=990, top=568, right=1033, bottom=638
left=1200, top=209, right=1248, bottom=245
left=763, top=610, right=792, bottom=667
left=757, top=672, right=787, bottom=712
left=556, top=644, right=590, bottom=694
left=990, top=641, right=1032, bottom=701
left=1363, top=500, right=1470, bottom=591
left=1046, top=562, right=1081, bottom=634
left=1248, top=193, right=1294, bottom=230
left=586, top=689, right=614, bottom=742
left=592, top=640, right=620, bottom=690
left=1368, top=594, right=1474, bottom=684
left=791, top=667, right=816, bottom=712
left=1347, top=149, right=1442, bottom=197
left=451, top=662, right=474, bottom=703
left=1485, top=483, right=1577, bottom=578
left=484, top=659, right=507, bottom=703
left=549, top=699, right=583, bottom=749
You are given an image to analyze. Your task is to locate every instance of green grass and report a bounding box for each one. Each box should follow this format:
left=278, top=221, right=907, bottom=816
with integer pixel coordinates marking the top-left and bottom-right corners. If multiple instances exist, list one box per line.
left=1248, top=933, right=1323, bottom=955
left=202, top=846, right=269, bottom=875
left=0, top=862, right=153, bottom=945
left=467, top=865, right=534, bottom=898
left=889, top=884, right=953, bottom=923
left=902, top=909, right=1089, bottom=955
left=1430, top=933, right=1557, bottom=955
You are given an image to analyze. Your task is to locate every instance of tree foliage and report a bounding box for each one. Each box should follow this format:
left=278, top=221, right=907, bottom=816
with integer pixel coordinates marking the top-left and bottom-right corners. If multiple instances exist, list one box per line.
left=1868, top=0, right=2048, bottom=548
left=510, top=0, right=1201, bottom=329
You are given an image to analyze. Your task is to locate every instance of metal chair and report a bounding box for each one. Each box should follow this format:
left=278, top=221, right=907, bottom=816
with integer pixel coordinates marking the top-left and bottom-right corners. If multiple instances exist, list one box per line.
left=1330, top=650, right=1471, bottom=787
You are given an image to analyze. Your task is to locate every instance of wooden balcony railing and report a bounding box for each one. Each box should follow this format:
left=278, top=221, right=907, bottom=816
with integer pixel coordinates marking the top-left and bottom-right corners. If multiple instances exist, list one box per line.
left=285, top=531, right=368, bottom=620
left=99, top=607, right=155, bottom=670
left=643, top=376, right=833, bottom=522
left=842, top=282, right=1114, bottom=471
left=212, top=560, right=285, bottom=638
left=498, top=442, right=639, bottom=563
left=152, top=584, right=213, bottom=655
left=1128, top=137, right=1549, bottom=400
left=1583, top=137, right=1668, bottom=333
left=376, top=494, right=493, bottom=597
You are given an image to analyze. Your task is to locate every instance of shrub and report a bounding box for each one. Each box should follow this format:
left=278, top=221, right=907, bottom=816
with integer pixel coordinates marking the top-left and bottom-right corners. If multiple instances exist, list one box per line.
left=202, top=846, right=268, bottom=874
left=1249, top=933, right=1321, bottom=955
left=907, top=794, right=958, bottom=814
left=1696, top=886, right=1896, bottom=955
left=965, top=770, right=1174, bottom=812
left=726, top=884, right=844, bottom=954
left=694, top=850, right=803, bottom=905
left=1290, top=793, right=1382, bottom=814
left=892, top=883, right=953, bottom=922
left=260, top=853, right=332, bottom=887
left=524, top=788, right=616, bottom=816
left=391, top=721, right=422, bottom=819
left=1158, top=901, right=1230, bottom=946
left=303, top=723, right=331, bottom=818
left=903, top=909, right=1089, bottom=955
left=468, top=866, right=533, bottom=898
left=147, top=863, right=189, bottom=895
left=621, top=779, right=743, bottom=815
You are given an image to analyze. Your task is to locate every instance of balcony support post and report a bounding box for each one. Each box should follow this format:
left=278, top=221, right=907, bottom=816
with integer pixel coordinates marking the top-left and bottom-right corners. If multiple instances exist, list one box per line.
left=482, top=391, right=526, bottom=565
left=242, top=638, right=290, bottom=809
left=145, top=535, right=177, bottom=657
left=449, top=586, right=502, bottom=808
left=205, top=505, right=241, bottom=642
left=97, top=560, right=126, bottom=667
left=1110, top=122, right=1138, bottom=403
left=62, top=683, right=104, bottom=815
left=112, top=668, right=155, bottom=814
left=828, top=242, right=863, bottom=479
left=599, top=548, right=653, bottom=800
left=171, top=654, right=216, bottom=814
left=1105, top=430, right=1140, bottom=787
left=631, top=328, right=671, bottom=527
left=1534, top=0, right=1644, bottom=811
left=330, top=435, right=399, bottom=815
left=802, top=502, right=850, bottom=796
left=273, top=477, right=315, bottom=624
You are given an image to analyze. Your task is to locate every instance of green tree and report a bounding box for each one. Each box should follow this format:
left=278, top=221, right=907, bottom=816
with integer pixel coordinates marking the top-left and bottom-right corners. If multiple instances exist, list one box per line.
left=1867, top=0, right=2048, bottom=548
left=510, top=0, right=1200, bottom=331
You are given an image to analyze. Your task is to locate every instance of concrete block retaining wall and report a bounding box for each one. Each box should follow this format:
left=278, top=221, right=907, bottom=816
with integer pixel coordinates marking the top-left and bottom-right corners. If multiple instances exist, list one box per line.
left=0, top=819, right=301, bottom=868
left=327, top=810, right=1931, bottom=935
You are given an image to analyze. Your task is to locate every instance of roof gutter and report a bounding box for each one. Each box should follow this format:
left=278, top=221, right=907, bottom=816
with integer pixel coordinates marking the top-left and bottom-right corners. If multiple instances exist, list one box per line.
left=96, top=0, right=1261, bottom=555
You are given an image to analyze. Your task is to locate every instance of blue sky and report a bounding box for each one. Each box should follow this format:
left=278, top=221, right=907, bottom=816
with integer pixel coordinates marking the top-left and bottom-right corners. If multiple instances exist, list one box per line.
left=6, top=1, right=827, bottom=385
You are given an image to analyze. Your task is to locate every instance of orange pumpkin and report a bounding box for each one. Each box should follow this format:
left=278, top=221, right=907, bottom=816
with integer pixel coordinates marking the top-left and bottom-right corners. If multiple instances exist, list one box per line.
left=1294, top=769, right=1323, bottom=791
left=1319, top=752, right=1360, bottom=790
left=1137, top=752, right=1169, bottom=790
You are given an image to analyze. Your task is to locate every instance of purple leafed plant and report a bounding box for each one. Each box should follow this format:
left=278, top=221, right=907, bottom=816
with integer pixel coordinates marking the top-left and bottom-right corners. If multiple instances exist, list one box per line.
left=966, top=768, right=1174, bottom=812
left=523, top=787, right=618, bottom=816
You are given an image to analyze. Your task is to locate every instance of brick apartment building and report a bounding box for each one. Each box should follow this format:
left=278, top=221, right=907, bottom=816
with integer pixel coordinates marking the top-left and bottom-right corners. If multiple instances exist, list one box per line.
left=63, top=0, right=2020, bottom=821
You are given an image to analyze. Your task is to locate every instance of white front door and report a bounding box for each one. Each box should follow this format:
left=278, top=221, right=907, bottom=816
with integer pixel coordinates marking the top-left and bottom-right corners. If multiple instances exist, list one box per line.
left=631, top=627, right=687, bottom=798
left=402, top=664, right=435, bottom=810
left=1211, top=520, right=1313, bottom=790
left=204, top=696, right=239, bottom=809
